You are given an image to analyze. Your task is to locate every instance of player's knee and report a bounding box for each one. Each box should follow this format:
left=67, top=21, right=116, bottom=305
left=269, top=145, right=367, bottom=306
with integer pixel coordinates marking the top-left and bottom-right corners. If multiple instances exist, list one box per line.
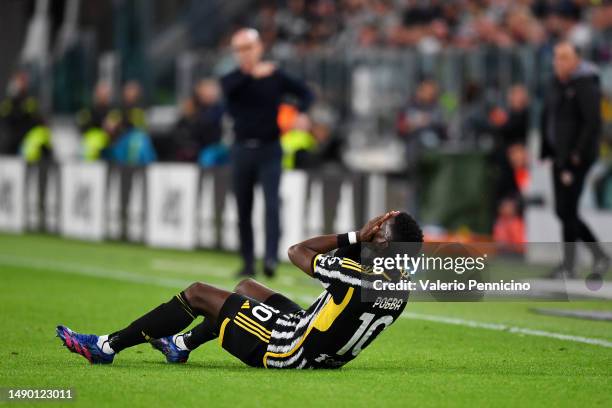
left=184, top=282, right=208, bottom=305
left=234, top=278, right=256, bottom=295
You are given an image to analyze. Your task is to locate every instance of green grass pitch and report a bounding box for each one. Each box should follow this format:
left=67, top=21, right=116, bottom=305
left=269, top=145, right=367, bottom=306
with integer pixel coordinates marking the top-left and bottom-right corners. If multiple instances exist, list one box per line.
left=0, top=233, right=611, bottom=407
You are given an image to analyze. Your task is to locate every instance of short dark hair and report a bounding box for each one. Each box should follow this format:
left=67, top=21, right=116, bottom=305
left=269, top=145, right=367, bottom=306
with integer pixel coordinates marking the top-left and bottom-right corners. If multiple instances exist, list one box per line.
left=391, top=212, right=423, bottom=243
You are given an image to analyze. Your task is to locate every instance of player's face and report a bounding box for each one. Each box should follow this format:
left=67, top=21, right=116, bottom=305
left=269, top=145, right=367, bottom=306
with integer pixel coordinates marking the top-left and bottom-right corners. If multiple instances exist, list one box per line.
left=372, top=219, right=393, bottom=249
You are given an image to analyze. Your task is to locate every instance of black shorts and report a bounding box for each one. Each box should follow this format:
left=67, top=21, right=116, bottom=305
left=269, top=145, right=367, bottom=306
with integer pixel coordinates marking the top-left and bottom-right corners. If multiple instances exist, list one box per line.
left=217, top=293, right=302, bottom=367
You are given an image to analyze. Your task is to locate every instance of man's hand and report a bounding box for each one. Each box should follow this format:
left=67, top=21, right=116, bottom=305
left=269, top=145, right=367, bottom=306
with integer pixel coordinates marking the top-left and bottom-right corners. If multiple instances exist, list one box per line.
left=561, top=170, right=574, bottom=186
left=358, top=211, right=400, bottom=242
left=252, top=61, right=276, bottom=78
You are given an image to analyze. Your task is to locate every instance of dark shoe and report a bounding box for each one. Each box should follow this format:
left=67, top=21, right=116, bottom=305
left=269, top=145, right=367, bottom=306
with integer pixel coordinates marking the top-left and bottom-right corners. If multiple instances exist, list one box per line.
left=56, top=325, right=114, bottom=365
left=593, top=255, right=610, bottom=276
left=263, top=260, right=277, bottom=278
left=236, top=267, right=255, bottom=278
left=547, top=263, right=576, bottom=279
left=150, top=335, right=190, bottom=363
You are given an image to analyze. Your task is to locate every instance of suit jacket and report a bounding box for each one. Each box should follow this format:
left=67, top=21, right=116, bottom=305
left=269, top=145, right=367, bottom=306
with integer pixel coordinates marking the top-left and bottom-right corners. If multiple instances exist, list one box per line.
left=540, top=61, right=602, bottom=169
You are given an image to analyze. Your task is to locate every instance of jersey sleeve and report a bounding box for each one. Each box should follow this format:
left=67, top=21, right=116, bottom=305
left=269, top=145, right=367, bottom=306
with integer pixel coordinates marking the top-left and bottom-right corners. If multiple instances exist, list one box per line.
left=311, top=254, right=366, bottom=289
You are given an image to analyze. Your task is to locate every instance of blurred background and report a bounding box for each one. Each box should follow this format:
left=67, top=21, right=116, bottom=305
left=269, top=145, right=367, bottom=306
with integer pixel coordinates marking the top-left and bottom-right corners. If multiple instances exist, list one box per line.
left=1, top=0, right=612, bottom=262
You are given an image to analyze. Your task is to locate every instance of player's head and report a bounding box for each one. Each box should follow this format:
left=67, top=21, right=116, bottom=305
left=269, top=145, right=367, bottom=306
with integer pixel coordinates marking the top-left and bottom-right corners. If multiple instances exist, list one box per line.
left=374, top=212, right=423, bottom=247
left=231, top=28, right=263, bottom=72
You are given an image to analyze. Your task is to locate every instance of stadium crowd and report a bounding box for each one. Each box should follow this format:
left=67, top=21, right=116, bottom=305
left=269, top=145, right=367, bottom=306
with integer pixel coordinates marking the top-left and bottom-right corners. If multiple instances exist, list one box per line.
left=246, top=0, right=612, bottom=57
left=1, top=0, right=612, bottom=250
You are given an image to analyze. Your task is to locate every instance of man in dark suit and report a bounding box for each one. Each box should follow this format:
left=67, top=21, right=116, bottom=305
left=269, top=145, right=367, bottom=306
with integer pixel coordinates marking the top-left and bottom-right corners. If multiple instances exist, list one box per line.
left=221, top=28, right=314, bottom=278
left=541, top=42, right=610, bottom=278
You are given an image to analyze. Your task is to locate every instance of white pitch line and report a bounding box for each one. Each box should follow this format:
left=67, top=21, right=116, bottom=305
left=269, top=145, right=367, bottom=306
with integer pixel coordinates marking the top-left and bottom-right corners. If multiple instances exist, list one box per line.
left=2, top=253, right=611, bottom=349
left=0, top=254, right=315, bottom=304
left=401, top=312, right=612, bottom=348
left=0, top=254, right=196, bottom=289
left=150, top=258, right=243, bottom=279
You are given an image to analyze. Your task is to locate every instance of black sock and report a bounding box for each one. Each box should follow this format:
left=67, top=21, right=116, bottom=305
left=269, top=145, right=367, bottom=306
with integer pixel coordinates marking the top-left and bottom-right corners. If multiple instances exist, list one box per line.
left=108, top=292, right=196, bottom=353
left=183, top=318, right=218, bottom=350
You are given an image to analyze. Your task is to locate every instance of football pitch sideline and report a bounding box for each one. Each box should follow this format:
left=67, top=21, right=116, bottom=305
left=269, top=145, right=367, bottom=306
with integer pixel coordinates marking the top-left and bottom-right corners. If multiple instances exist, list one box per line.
left=0, top=233, right=610, bottom=407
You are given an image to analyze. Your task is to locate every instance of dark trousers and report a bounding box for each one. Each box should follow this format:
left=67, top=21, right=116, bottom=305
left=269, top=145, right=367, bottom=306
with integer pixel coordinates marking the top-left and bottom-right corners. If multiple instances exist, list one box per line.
left=553, top=162, right=604, bottom=268
left=231, top=141, right=282, bottom=269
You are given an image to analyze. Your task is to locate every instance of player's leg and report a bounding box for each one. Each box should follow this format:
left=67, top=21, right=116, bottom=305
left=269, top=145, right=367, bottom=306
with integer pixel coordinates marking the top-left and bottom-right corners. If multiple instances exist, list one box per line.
left=156, top=279, right=280, bottom=352
left=56, top=281, right=231, bottom=364
left=235, top=278, right=302, bottom=314
left=235, top=277, right=278, bottom=300
left=169, top=279, right=275, bottom=354
left=156, top=279, right=302, bottom=361
left=184, top=279, right=279, bottom=347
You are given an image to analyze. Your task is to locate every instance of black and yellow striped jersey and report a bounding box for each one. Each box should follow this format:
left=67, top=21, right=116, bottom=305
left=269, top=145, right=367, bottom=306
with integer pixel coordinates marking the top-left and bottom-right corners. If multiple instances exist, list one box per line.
left=263, top=254, right=408, bottom=369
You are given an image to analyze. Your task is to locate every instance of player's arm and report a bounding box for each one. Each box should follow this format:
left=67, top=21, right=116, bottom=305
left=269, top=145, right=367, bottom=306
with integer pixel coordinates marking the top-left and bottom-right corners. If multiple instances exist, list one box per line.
left=287, top=211, right=399, bottom=276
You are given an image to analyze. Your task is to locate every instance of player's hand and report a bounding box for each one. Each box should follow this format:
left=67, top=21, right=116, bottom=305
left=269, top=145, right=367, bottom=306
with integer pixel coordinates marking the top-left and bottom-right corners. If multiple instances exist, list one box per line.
left=252, top=61, right=276, bottom=78
left=358, top=211, right=400, bottom=242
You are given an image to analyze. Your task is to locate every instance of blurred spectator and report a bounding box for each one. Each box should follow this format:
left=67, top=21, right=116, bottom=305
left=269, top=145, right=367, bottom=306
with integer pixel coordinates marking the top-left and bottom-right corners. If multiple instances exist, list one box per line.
left=491, top=84, right=530, bottom=238
left=0, top=70, right=43, bottom=155
left=276, top=0, right=310, bottom=46
left=490, top=84, right=530, bottom=146
left=173, top=79, right=226, bottom=164
left=498, top=142, right=530, bottom=199
left=505, top=6, right=546, bottom=46
left=121, top=80, right=146, bottom=129
left=103, top=112, right=156, bottom=165
left=77, top=81, right=114, bottom=133
left=172, top=98, right=198, bottom=161
left=494, top=141, right=530, bottom=226
left=78, top=81, right=120, bottom=161
left=21, top=124, right=53, bottom=163
left=553, top=1, right=592, bottom=49
left=305, top=0, right=340, bottom=48
left=397, top=79, right=446, bottom=148
left=306, top=99, right=343, bottom=166
left=277, top=102, right=299, bottom=134
left=280, top=86, right=343, bottom=169
left=242, top=0, right=608, bottom=52
left=591, top=1, right=612, bottom=62
left=493, top=197, right=525, bottom=253
left=281, top=112, right=316, bottom=169
left=460, top=82, right=489, bottom=143
left=252, top=1, right=279, bottom=47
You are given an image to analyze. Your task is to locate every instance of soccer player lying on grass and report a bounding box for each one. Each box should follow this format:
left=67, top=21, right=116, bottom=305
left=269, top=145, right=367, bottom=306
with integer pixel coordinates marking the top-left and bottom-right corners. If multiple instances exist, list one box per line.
left=57, top=211, right=423, bottom=369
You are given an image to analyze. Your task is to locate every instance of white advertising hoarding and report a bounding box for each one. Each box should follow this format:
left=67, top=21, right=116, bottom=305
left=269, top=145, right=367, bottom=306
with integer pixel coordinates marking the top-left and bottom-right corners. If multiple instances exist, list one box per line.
left=0, top=157, right=26, bottom=233
left=146, top=163, right=198, bottom=249
left=60, top=161, right=107, bottom=241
